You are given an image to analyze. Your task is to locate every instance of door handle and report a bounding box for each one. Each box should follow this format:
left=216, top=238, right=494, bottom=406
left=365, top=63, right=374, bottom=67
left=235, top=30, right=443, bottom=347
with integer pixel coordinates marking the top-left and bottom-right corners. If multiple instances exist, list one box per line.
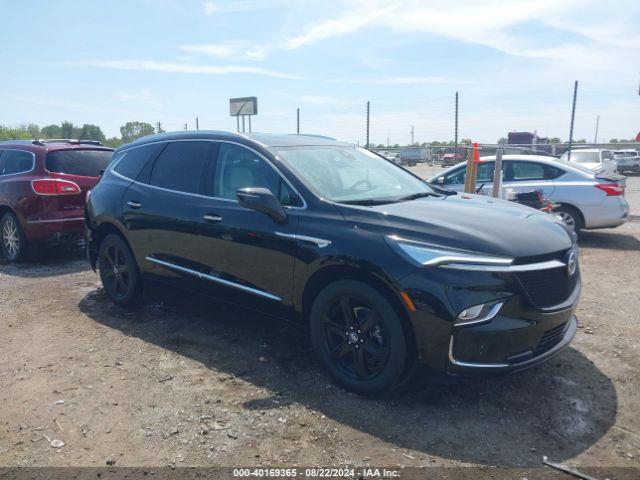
left=203, top=214, right=222, bottom=222
left=127, top=201, right=142, bottom=209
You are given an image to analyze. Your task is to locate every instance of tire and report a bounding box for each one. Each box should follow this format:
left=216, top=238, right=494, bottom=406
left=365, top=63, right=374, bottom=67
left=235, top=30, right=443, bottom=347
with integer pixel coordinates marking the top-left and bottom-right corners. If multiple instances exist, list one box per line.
left=1, top=212, right=27, bottom=262
left=309, top=280, right=409, bottom=396
left=98, top=233, right=143, bottom=307
left=555, top=205, right=584, bottom=236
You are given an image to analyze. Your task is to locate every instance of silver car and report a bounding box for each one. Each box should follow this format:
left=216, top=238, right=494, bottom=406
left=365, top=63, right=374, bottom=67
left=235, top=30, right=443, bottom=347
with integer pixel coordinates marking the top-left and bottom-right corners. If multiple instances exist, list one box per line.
left=613, top=149, right=640, bottom=174
left=429, top=155, right=629, bottom=233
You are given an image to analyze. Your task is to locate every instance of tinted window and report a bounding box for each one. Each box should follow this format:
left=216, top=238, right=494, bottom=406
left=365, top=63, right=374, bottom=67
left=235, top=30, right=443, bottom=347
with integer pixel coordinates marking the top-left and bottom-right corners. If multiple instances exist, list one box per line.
left=508, top=161, right=545, bottom=181
left=46, top=150, right=112, bottom=177
left=114, top=145, right=159, bottom=180
left=0, top=150, right=34, bottom=176
left=150, top=141, right=211, bottom=194
left=214, top=143, right=301, bottom=206
left=443, top=162, right=494, bottom=185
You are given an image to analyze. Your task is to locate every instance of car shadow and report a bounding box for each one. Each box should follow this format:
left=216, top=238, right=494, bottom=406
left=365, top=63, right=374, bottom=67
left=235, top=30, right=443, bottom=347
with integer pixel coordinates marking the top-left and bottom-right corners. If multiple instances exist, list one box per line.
left=0, top=246, right=89, bottom=277
left=579, top=230, right=640, bottom=251
left=79, top=285, right=617, bottom=466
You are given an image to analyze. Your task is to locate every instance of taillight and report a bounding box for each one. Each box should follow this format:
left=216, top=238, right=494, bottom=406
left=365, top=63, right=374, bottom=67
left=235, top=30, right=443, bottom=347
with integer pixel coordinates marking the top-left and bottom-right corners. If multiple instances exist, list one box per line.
left=32, top=179, right=82, bottom=196
left=595, top=183, right=625, bottom=196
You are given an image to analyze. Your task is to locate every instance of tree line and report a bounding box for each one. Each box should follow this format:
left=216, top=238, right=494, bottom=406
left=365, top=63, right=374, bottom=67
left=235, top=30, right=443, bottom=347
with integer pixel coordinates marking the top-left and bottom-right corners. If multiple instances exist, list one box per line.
left=0, top=121, right=162, bottom=147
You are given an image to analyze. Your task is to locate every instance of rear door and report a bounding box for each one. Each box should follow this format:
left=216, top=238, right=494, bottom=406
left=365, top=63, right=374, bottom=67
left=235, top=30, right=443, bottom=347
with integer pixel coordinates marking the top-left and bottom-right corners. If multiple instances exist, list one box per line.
left=502, top=160, right=557, bottom=199
left=122, top=140, right=217, bottom=281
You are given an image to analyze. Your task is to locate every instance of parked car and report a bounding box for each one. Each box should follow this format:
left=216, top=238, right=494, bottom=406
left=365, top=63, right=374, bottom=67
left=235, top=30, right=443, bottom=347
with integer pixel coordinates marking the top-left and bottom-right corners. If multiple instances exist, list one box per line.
left=0, top=140, right=113, bottom=261
left=381, top=151, right=402, bottom=165
left=440, top=153, right=465, bottom=167
left=86, top=131, right=580, bottom=396
left=399, top=147, right=428, bottom=166
left=559, top=148, right=616, bottom=175
left=429, top=155, right=629, bottom=234
left=613, top=149, right=640, bottom=174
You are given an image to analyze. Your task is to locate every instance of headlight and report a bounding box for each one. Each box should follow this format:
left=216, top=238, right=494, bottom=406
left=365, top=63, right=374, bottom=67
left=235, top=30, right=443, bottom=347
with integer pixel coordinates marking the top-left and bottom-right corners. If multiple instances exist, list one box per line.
left=386, top=235, right=513, bottom=268
left=456, top=301, right=504, bottom=326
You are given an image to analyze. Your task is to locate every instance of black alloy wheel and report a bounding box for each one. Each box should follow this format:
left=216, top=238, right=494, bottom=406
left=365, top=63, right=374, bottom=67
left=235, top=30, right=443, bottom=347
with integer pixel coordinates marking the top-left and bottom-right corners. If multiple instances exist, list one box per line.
left=98, top=234, right=142, bottom=307
left=310, top=280, right=408, bottom=396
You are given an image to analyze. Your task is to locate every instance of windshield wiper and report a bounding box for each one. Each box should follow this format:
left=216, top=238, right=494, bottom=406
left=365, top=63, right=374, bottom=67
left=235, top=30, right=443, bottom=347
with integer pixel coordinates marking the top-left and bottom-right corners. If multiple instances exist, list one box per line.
left=340, top=198, right=398, bottom=206
left=395, top=191, right=442, bottom=202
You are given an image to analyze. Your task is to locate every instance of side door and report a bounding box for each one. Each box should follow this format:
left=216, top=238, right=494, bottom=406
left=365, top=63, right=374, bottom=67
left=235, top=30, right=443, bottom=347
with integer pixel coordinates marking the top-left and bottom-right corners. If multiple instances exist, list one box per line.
left=122, top=140, right=217, bottom=283
left=193, top=141, right=302, bottom=311
left=433, top=162, right=495, bottom=194
left=502, top=160, right=556, bottom=199
left=601, top=150, right=616, bottom=174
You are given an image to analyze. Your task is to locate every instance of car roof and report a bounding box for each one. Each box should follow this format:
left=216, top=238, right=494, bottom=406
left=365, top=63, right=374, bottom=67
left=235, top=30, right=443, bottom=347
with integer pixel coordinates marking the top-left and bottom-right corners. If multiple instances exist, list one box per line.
left=120, top=130, right=353, bottom=150
left=0, top=140, right=112, bottom=153
left=564, top=148, right=604, bottom=152
left=479, top=154, right=559, bottom=163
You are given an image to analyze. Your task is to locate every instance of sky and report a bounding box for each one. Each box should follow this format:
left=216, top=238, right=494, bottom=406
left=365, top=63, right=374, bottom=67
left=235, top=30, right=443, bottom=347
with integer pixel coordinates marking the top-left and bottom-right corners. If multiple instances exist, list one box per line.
left=1, top=0, right=639, bottom=145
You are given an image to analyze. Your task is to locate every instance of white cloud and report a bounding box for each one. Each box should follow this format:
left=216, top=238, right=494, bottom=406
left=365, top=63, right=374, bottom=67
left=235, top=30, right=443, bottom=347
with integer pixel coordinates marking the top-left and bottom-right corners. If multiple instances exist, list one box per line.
left=201, top=1, right=263, bottom=15
left=329, top=76, right=476, bottom=85
left=116, top=89, right=162, bottom=109
left=74, top=60, right=302, bottom=79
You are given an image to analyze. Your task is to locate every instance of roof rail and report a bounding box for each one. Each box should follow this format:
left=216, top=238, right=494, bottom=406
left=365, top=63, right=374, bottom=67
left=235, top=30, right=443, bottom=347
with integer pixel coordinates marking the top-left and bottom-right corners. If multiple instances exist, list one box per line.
left=33, top=139, right=103, bottom=146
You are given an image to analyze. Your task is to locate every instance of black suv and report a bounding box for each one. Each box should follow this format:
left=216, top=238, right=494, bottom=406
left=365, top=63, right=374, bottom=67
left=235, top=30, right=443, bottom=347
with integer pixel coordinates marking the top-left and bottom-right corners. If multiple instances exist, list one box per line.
left=86, top=131, right=580, bottom=396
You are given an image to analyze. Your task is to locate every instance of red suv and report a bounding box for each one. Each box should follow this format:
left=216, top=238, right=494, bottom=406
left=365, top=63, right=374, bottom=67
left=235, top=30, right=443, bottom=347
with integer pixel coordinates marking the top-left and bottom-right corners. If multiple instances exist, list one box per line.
left=0, top=140, right=113, bottom=261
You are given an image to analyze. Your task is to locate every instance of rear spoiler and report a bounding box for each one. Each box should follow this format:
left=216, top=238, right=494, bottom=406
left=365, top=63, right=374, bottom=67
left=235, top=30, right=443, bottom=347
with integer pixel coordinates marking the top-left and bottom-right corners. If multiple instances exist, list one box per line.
left=595, top=171, right=626, bottom=182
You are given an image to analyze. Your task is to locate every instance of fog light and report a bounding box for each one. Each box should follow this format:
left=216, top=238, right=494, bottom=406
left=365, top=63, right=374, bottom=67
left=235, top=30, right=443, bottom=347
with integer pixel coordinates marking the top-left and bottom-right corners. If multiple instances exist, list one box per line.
left=456, top=302, right=503, bottom=326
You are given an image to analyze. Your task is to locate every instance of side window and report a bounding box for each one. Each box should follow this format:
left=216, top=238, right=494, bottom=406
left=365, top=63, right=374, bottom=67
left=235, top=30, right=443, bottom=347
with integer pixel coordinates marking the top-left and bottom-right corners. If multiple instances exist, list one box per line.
left=544, top=165, right=565, bottom=180
left=509, top=161, right=545, bottom=181
left=113, top=144, right=159, bottom=180
left=149, top=141, right=211, bottom=194
left=476, top=162, right=495, bottom=182
left=602, top=150, right=613, bottom=161
left=443, top=166, right=465, bottom=185
left=0, top=150, right=34, bottom=175
left=213, top=143, right=301, bottom=206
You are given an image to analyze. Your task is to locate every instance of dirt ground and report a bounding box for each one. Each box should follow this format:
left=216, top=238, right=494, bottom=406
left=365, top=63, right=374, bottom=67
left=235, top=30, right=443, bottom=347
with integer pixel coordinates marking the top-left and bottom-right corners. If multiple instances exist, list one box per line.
left=1, top=223, right=639, bottom=472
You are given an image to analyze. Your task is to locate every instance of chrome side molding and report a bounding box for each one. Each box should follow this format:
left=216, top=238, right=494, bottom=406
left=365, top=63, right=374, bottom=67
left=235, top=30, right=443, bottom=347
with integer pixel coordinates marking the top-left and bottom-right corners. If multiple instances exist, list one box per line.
left=275, top=232, right=331, bottom=248
left=145, top=256, right=282, bottom=301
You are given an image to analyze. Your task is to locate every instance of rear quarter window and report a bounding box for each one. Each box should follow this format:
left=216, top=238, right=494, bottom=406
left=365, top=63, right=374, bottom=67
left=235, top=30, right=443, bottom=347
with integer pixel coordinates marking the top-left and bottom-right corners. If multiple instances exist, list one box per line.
left=46, top=150, right=113, bottom=177
left=0, top=150, right=35, bottom=176
left=112, top=144, right=160, bottom=181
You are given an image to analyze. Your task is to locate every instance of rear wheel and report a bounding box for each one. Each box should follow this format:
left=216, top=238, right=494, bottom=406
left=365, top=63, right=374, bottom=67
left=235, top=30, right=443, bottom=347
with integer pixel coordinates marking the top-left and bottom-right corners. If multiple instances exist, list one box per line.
left=1, top=212, right=27, bottom=262
left=98, top=234, right=143, bottom=307
left=555, top=205, right=584, bottom=235
left=309, top=280, right=408, bottom=396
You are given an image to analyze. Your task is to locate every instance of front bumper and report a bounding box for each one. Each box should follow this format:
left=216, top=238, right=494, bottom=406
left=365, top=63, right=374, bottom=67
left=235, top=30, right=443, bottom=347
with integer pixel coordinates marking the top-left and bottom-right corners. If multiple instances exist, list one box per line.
left=398, top=254, right=580, bottom=375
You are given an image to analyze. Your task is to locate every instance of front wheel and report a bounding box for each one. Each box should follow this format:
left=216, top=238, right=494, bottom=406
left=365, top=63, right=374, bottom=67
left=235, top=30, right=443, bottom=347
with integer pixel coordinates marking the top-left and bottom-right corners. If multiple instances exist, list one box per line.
left=1, top=212, right=27, bottom=262
left=309, top=280, right=409, bottom=396
left=98, top=234, right=143, bottom=307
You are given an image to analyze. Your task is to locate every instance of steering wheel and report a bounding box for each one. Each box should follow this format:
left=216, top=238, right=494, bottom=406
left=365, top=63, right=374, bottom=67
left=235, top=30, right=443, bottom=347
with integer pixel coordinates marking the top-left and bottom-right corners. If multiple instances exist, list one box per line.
left=345, top=179, right=372, bottom=193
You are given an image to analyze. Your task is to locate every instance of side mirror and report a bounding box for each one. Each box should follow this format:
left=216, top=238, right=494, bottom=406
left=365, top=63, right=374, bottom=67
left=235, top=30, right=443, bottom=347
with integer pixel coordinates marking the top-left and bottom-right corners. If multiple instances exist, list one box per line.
left=437, top=177, right=445, bottom=185
left=236, top=187, right=287, bottom=224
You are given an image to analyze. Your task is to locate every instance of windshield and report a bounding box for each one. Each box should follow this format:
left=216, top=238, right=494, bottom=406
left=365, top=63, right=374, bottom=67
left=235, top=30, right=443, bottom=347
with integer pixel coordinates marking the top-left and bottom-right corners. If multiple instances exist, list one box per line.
left=562, top=151, right=600, bottom=164
left=273, top=146, right=436, bottom=204
left=46, top=149, right=113, bottom=177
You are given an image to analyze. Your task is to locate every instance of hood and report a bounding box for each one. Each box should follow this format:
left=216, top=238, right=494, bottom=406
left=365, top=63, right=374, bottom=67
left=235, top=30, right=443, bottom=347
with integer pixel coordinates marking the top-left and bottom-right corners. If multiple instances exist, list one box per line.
left=337, top=194, right=573, bottom=259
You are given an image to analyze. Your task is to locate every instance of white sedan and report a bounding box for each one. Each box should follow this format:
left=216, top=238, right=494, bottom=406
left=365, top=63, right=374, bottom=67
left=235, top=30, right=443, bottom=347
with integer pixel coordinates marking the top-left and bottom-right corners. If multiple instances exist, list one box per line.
left=429, top=155, right=629, bottom=234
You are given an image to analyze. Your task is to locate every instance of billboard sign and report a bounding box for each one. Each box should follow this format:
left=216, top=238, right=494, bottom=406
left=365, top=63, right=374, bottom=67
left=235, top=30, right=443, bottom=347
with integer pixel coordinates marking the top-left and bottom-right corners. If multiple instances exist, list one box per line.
left=230, top=97, right=258, bottom=116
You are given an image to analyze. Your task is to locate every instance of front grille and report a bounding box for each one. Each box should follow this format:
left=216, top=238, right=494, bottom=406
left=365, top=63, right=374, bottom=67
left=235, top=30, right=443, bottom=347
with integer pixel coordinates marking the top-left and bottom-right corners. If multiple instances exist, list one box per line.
left=516, top=266, right=578, bottom=309
left=534, top=322, right=568, bottom=356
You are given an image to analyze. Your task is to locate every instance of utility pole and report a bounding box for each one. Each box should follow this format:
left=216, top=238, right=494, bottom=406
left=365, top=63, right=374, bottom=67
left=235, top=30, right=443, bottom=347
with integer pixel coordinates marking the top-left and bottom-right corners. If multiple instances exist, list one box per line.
left=196, top=117, right=199, bottom=131
left=387, top=129, right=389, bottom=148
left=366, top=101, right=370, bottom=149
left=296, top=108, right=300, bottom=134
left=156, top=121, right=162, bottom=133
left=567, top=80, right=578, bottom=161
left=594, top=114, right=600, bottom=144
left=410, top=125, right=414, bottom=146
left=184, top=123, right=188, bottom=131
left=454, top=91, right=459, bottom=155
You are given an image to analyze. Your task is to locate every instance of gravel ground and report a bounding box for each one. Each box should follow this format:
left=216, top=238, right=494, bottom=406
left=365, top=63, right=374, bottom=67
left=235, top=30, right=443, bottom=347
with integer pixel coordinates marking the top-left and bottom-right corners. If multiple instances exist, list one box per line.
left=1, top=223, right=639, bottom=471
